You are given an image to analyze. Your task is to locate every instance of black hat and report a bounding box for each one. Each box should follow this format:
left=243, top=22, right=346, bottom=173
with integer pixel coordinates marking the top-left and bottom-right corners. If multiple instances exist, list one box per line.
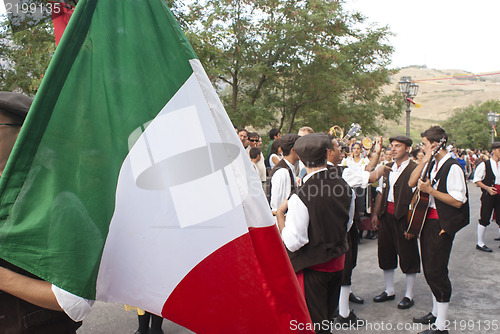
left=389, top=135, right=412, bottom=147
left=294, top=133, right=329, bottom=167
left=0, top=92, right=32, bottom=121
left=280, top=133, right=300, bottom=153
left=492, top=142, right=500, bottom=150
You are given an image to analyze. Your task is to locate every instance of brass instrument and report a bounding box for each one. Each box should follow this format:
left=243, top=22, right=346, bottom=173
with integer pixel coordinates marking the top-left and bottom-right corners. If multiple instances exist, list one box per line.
left=328, top=125, right=344, bottom=139
left=362, top=137, right=373, bottom=150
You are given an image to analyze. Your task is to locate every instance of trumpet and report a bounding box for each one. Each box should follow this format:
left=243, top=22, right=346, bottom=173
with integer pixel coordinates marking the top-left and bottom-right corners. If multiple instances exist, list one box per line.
left=328, top=125, right=344, bottom=138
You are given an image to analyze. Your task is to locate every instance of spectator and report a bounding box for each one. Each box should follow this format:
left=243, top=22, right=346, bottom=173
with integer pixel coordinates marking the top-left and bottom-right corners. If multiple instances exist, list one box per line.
left=266, top=134, right=300, bottom=215
left=266, top=128, right=281, bottom=157
left=0, top=92, right=92, bottom=332
left=249, top=147, right=262, bottom=175
left=247, top=132, right=266, bottom=184
left=238, top=128, right=248, bottom=148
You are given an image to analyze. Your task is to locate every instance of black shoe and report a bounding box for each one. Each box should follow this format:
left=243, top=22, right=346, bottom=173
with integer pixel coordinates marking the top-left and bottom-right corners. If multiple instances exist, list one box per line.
left=349, top=292, right=364, bottom=304
left=365, top=230, right=373, bottom=239
left=494, top=237, right=500, bottom=241
left=413, top=312, right=437, bottom=324
left=418, top=328, right=449, bottom=334
left=336, top=311, right=365, bottom=328
left=373, top=291, right=395, bottom=302
left=476, top=244, right=493, bottom=252
left=369, top=231, right=378, bottom=239
left=150, top=330, right=164, bottom=334
left=397, top=297, right=414, bottom=309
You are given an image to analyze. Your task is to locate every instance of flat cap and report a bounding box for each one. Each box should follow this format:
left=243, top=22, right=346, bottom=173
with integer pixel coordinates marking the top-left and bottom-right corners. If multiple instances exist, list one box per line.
left=294, top=133, right=330, bottom=167
left=389, top=135, right=412, bottom=147
left=492, top=142, right=500, bottom=150
left=280, top=133, right=300, bottom=153
left=0, top=92, right=32, bottom=121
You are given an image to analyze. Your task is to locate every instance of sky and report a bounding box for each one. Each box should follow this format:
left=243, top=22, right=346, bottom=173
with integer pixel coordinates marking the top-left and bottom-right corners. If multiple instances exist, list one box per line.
left=343, top=0, right=500, bottom=73
left=1, top=0, right=499, bottom=74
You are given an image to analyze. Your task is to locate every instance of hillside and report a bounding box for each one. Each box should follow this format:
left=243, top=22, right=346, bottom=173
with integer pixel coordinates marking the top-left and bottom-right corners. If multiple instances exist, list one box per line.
left=381, top=66, right=500, bottom=140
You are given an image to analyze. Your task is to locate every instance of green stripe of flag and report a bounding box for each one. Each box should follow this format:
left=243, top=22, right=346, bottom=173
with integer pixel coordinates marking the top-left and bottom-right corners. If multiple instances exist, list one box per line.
left=0, top=0, right=198, bottom=299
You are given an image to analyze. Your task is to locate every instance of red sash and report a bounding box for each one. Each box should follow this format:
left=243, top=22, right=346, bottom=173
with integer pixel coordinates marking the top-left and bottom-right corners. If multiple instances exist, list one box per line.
left=427, top=208, right=439, bottom=220
left=386, top=202, right=395, bottom=215
left=295, top=254, right=346, bottom=295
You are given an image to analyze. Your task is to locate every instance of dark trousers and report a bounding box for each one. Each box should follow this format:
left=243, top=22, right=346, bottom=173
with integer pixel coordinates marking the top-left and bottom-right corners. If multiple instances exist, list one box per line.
left=420, top=218, right=454, bottom=302
left=303, top=269, right=342, bottom=334
left=378, top=213, right=420, bottom=273
left=479, top=192, right=500, bottom=227
left=341, top=224, right=358, bottom=286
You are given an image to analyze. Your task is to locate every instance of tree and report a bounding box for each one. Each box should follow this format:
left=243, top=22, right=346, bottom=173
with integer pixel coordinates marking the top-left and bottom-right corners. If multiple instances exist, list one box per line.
left=0, top=1, right=56, bottom=96
left=442, top=100, right=500, bottom=149
left=182, top=0, right=402, bottom=133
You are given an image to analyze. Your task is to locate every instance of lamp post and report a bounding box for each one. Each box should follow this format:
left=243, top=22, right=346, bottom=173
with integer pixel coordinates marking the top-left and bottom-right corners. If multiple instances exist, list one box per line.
left=399, top=76, right=419, bottom=137
left=487, top=111, right=500, bottom=143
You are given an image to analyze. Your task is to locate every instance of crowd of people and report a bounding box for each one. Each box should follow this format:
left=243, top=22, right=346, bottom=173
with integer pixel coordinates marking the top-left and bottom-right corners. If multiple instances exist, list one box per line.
left=236, top=124, right=496, bottom=334
left=0, top=89, right=495, bottom=334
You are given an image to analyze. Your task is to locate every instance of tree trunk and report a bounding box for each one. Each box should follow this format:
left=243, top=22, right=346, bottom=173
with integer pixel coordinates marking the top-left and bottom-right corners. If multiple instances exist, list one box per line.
left=231, top=70, right=238, bottom=114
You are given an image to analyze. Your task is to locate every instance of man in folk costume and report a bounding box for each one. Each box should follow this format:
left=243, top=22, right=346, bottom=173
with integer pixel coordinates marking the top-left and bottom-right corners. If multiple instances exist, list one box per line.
left=326, top=135, right=388, bottom=327
left=0, top=92, right=92, bottom=333
left=277, top=133, right=354, bottom=333
left=371, top=136, right=420, bottom=309
left=266, top=134, right=300, bottom=215
left=408, top=126, right=469, bottom=334
left=473, top=141, right=500, bottom=252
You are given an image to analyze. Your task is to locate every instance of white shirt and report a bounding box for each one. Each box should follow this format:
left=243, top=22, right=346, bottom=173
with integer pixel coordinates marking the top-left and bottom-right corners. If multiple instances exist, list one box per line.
left=425, top=154, right=467, bottom=209
left=246, top=147, right=266, bottom=182
left=341, top=156, right=370, bottom=170
left=281, top=168, right=355, bottom=252
left=327, top=161, right=370, bottom=189
left=52, top=285, right=94, bottom=321
left=251, top=161, right=259, bottom=174
left=375, top=158, right=412, bottom=202
left=473, top=159, right=500, bottom=185
left=256, top=153, right=266, bottom=182
left=269, top=153, right=282, bottom=169
left=270, top=159, right=296, bottom=211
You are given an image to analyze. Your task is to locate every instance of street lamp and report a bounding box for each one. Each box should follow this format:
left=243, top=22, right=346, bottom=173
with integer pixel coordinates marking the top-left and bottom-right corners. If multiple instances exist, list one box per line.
left=399, top=76, right=419, bottom=137
left=487, top=111, right=500, bottom=143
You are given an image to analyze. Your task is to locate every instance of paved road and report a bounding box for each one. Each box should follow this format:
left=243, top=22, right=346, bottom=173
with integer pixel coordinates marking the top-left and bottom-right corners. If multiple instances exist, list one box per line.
left=78, top=182, right=500, bottom=334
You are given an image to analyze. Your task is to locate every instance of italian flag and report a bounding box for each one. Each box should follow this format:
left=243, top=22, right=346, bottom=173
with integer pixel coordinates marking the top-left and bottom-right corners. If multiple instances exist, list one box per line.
left=0, top=0, right=313, bottom=333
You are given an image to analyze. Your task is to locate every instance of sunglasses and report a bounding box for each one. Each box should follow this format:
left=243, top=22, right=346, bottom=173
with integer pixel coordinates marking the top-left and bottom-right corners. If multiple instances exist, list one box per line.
left=0, top=123, right=22, bottom=126
left=248, top=139, right=259, bottom=142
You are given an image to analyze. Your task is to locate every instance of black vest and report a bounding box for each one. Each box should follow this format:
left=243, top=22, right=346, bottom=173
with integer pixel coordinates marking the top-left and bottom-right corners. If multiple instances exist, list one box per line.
left=0, top=259, right=81, bottom=334
left=287, top=170, right=351, bottom=272
left=434, top=159, right=470, bottom=236
left=379, top=160, right=418, bottom=221
left=480, top=160, right=496, bottom=194
left=266, top=159, right=295, bottom=205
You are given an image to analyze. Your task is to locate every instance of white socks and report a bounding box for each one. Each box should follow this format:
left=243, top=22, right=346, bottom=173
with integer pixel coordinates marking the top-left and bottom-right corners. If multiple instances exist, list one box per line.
left=339, top=285, right=351, bottom=318
left=435, top=301, right=449, bottom=331
left=405, top=273, right=416, bottom=300
left=477, top=224, right=486, bottom=246
left=430, top=294, right=449, bottom=330
left=383, top=269, right=395, bottom=295
left=431, top=294, right=438, bottom=317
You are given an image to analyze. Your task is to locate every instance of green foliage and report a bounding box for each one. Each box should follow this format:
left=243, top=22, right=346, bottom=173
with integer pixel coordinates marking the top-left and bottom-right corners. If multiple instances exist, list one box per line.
left=442, top=100, right=500, bottom=150
left=0, top=9, right=56, bottom=96
left=0, top=0, right=400, bottom=136
left=182, top=0, right=401, bottom=133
